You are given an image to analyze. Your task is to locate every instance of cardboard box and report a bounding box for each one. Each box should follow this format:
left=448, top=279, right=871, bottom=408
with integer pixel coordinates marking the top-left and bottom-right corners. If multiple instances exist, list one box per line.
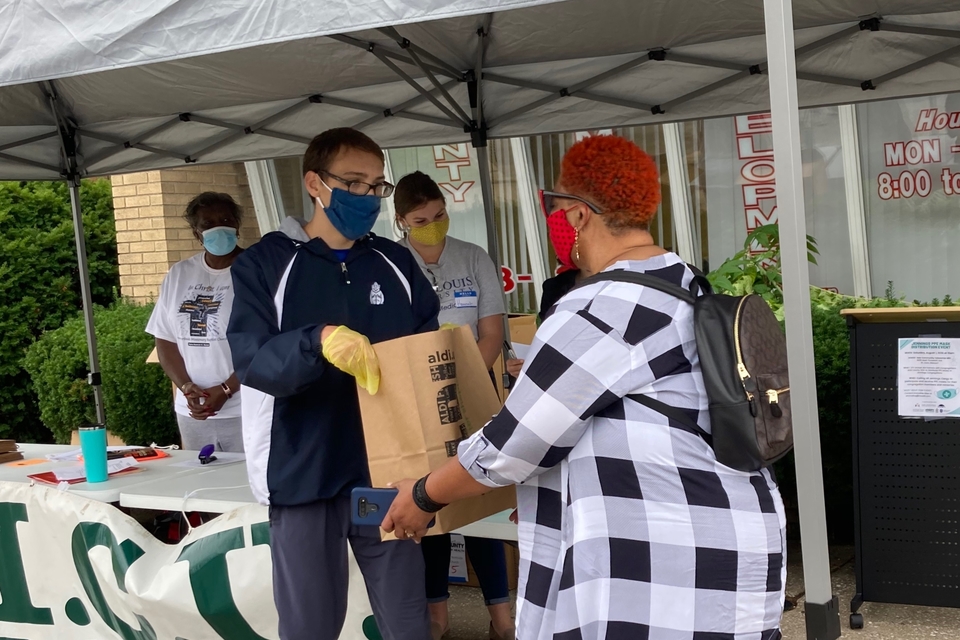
left=358, top=326, right=516, bottom=536
left=69, top=430, right=127, bottom=447
left=493, top=314, right=539, bottom=400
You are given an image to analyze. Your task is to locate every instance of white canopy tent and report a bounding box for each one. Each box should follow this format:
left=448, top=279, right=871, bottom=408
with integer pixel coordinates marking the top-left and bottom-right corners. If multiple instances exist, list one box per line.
left=6, top=1, right=960, bottom=636
left=5, top=0, right=960, bottom=180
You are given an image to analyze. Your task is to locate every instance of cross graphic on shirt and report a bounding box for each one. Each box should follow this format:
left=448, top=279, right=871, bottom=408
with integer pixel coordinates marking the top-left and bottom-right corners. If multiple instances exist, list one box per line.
left=178, top=294, right=221, bottom=337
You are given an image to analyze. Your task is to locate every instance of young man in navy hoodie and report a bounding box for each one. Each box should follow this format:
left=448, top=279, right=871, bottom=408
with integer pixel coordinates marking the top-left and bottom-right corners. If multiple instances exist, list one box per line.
left=227, top=128, right=439, bottom=640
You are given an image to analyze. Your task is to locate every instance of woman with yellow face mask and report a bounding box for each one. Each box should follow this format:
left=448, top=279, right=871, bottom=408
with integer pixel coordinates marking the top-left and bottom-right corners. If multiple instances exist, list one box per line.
left=395, top=171, right=506, bottom=372
left=394, top=171, right=513, bottom=640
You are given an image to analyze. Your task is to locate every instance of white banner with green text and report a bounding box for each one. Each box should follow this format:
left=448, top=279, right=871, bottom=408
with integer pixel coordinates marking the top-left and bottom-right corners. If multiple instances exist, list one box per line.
left=0, top=482, right=376, bottom=640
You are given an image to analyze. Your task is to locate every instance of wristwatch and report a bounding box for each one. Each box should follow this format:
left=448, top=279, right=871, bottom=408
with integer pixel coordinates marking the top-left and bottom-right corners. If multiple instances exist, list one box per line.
left=221, top=382, right=234, bottom=399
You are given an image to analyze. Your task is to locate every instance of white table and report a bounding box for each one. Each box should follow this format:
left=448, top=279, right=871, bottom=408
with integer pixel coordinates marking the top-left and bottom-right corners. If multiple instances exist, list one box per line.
left=118, top=461, right=519, bottom=541
left=0, top=444, right=214, bottom=503
left=3, top=445, right=519, bottom=541
left=119, top=459, right=255, bottom=513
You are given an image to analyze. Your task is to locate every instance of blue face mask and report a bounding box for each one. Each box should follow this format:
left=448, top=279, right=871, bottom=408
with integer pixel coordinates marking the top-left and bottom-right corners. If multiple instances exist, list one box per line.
left=317, top=181, right=381, bottom=241
left=201, top=226, right=238, bottom=256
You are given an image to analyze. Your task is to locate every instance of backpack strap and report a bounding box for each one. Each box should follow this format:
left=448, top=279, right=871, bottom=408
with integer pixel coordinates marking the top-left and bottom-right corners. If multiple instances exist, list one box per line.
left=574, top=267, right=715, bottom=447
left=575, top=270, right=698, bottom=304
left=625, top=394, right=712, bottom=445
left=687, top=265, right=713, bottom=298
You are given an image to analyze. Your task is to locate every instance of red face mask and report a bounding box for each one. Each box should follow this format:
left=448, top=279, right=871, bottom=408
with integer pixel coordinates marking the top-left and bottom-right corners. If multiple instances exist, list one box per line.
left=546, top=209, right=577, bottom=271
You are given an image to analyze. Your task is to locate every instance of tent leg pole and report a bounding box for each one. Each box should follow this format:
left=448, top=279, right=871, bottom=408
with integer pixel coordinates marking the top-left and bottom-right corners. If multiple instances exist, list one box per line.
left=475, top=143, right=501, bottom=271
left=763, top=0, right=840, bottom=638
left=470, top=24, right=513, bottom=391
left=67, top=178, right=106, bottom=425
left=475, top=140, right=514, bottom=390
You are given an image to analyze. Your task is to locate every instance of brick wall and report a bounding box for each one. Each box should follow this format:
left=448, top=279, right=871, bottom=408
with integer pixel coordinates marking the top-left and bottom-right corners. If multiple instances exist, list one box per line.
left=111, top=163, right=261, bottom=303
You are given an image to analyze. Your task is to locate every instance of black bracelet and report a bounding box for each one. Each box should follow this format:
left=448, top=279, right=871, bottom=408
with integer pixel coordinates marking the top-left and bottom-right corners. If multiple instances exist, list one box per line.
left=412, top=475, right=446, bottom=513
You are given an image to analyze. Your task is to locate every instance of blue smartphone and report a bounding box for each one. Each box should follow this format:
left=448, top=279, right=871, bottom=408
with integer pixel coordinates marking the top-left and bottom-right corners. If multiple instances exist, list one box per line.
left=351, top=487, right=398, bottom=527
left=350, top=487, right=437, bottom=529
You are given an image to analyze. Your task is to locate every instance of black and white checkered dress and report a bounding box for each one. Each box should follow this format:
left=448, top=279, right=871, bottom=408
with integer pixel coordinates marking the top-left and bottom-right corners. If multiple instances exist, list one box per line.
left=459, top=253, right=786, bottom=640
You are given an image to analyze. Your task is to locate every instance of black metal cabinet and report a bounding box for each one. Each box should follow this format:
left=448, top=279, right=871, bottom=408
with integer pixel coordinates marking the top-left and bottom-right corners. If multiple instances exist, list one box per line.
left=845, top=309, right=960, bottom=629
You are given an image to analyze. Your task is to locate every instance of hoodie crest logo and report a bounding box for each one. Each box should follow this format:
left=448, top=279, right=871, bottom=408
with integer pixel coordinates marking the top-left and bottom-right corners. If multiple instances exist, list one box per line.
left=370, top=282, right=385, bottom=305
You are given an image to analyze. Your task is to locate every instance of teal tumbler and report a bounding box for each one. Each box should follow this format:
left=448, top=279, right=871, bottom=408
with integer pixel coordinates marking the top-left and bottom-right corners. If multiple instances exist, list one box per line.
left=79, top=424, right=108, bottom=483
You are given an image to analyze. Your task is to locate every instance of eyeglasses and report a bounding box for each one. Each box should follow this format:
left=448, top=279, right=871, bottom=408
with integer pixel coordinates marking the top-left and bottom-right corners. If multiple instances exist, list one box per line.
left=539, top=189, right=602, bottom=218
left=321, top=171, right=395, bottom=198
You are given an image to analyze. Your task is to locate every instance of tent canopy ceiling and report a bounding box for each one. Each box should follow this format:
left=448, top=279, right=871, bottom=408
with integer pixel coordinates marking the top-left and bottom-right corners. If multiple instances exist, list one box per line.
left=3, top=0, right=960, bottom=179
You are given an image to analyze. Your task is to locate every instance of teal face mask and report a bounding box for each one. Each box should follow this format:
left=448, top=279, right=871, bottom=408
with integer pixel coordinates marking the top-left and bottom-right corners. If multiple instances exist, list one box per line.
left=201, top=226, right=238, bottom=256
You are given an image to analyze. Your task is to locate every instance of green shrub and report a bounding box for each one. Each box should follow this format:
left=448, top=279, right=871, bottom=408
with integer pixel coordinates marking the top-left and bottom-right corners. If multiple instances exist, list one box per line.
left=0, top=179, right=119, bottom=441
left=707, top=227, right=960, bottom=542
left=705, top=225, right=897, bottom=542
left=24, top=300, right=177, bottom=445
left=706, top=223, right=819, bottom=322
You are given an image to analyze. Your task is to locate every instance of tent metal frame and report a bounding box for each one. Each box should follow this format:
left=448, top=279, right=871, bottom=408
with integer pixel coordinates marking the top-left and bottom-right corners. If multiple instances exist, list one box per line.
left=39, top=80, right=107, bottom=425
left=765, top=0, right=841, bottom=635
left=5, top=15, right=959, bottom=182
left=11, top=6, right=960, bottom=638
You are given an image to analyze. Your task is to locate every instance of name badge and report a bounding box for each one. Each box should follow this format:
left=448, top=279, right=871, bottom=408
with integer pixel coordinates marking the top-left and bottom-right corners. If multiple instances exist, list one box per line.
left=454, top=290, right=479, bottom=308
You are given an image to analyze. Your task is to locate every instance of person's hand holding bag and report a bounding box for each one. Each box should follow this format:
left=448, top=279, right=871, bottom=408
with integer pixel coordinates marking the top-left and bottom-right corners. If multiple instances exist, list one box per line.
left=320, top=326, right=381, bottom=394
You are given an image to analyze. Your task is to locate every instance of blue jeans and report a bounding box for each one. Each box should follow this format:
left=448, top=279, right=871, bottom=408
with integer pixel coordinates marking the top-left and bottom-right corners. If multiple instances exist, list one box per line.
left=422, top=534, right=510, bottom=606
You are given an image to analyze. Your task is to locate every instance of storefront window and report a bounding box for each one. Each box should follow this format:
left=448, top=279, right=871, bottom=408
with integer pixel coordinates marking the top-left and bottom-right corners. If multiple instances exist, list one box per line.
left=269, top=127, right=710, bottom=313
left=528, top=127, right=678, bottom=259
left=704, top=108, right=855, bottom=294
left=273, top=156, right=308, bottom=219
left=384, top=144, right=489, bottom=249
left=859, top=93, right=960, bottom=302
left=266, top=97, right=960, bottom=308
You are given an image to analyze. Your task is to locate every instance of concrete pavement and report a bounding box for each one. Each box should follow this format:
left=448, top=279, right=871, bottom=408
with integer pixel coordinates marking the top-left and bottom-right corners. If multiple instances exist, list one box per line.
left=443, top=543, right=960, bottom=639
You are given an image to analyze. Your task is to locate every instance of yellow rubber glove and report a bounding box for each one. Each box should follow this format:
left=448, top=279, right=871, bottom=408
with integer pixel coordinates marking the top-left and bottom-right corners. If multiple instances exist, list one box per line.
left=321, top=326, right=381, bottom=395
left=438, top=323, right=460, bottom=330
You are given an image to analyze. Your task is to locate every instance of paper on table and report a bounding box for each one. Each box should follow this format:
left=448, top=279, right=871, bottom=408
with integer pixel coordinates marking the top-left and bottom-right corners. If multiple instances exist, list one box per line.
left=170, top=452, right=246, bottom=469
left=511, top=342, right=532, bottom=361
left=51, top=465, right=86, bottom=482
left=52, top=457, right=140, bottom=481
left=46, top=446, right=139, bottom=462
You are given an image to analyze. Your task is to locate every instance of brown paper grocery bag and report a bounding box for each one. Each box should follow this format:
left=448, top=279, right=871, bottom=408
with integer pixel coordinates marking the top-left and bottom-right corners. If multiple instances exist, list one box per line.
left=358, top=325, right=516, bottom=536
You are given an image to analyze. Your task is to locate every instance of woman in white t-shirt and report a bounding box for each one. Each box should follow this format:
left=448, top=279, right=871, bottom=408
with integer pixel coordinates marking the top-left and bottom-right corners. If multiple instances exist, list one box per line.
left=146, top=192, right=245, bottom=452
left=395, top=171, right=513, bottom=640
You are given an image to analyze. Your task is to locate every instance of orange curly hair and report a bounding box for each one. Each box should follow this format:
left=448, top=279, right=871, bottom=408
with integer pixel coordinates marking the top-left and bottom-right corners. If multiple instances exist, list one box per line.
left=559, top=135, right=661, bottom=231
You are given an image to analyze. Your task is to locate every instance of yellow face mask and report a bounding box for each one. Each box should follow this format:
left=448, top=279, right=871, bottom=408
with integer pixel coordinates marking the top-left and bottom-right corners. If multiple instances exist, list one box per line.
left=407, top=218, right=450, bottom=246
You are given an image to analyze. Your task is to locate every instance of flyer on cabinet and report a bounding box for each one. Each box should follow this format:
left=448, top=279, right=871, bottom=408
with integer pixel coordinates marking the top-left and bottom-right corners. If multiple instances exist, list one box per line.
left=898, top=338, right=960, bottom=418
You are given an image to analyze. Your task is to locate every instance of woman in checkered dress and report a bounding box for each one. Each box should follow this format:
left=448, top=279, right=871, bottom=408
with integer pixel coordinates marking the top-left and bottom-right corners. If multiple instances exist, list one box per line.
left=384, top=135, right=786, bottom=640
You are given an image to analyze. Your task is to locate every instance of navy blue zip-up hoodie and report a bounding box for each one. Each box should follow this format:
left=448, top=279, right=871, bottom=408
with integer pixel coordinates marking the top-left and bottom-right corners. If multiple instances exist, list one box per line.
left=227, top=217, right=440, bottom=506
